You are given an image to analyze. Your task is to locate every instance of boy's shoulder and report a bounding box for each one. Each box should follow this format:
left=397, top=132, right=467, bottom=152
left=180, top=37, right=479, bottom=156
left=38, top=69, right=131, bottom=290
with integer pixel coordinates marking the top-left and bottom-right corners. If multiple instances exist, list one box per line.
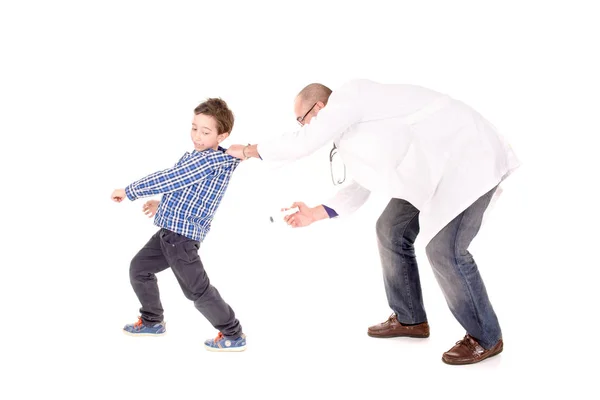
left=190, top=147, right=241, bottom=166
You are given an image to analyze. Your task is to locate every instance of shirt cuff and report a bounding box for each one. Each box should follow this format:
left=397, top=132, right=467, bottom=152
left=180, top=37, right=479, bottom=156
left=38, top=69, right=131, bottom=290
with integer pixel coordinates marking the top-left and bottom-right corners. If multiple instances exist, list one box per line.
left=322, top=205, right=338, bottom=218
left=125, top=185, right=137, bottom=201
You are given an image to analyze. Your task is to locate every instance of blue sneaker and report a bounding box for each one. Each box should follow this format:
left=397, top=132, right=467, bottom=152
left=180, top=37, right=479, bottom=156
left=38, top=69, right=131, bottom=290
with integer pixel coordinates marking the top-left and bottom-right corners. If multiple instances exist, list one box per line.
left=123, top=316, right=166, bottom=337
left=204, top=332, right=247, bottom=352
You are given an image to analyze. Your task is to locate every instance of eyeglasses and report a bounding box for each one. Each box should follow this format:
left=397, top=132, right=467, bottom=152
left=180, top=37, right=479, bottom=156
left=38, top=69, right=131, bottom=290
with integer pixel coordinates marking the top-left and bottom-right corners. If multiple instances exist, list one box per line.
left=296, top=102, right=318, bottom=126
left=329, top=143, right=346, bottom=185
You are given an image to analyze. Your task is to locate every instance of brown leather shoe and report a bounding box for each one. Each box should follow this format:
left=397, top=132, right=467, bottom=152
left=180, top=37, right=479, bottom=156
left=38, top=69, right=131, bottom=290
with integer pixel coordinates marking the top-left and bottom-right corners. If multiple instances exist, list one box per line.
left=442, top=334, right=503, bottom=365
left=367, top=314, right=430, bottom=338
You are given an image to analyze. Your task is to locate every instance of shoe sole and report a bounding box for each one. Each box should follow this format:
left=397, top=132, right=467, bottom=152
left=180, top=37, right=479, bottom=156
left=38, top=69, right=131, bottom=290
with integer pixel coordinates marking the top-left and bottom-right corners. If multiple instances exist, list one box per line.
left=367, top=332, right=430, bottom=339
left=122, top=330, right=166, bottom=337
left=441, top=344, right=503, bottom=365
left=204, top=344, right=247, bottom=352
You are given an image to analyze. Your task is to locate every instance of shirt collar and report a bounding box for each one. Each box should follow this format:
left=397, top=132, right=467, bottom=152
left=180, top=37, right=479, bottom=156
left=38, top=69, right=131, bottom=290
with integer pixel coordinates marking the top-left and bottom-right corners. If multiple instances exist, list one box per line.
left=192, top=146, right=227, bottom=154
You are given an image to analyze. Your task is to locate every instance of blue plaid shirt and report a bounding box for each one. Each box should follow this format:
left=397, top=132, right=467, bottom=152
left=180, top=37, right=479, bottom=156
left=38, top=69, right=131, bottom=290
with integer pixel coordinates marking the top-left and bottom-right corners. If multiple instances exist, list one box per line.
left=125, top=147, right=240, bottom=242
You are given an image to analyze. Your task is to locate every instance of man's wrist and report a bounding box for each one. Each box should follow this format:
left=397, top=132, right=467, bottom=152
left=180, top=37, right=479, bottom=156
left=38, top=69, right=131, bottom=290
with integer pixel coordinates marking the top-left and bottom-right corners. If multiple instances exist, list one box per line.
left=242, top=143, right=251, bottom=160
left=311, top=205, right=330, bottom=222
left=245, top=144, right=261, bottom=159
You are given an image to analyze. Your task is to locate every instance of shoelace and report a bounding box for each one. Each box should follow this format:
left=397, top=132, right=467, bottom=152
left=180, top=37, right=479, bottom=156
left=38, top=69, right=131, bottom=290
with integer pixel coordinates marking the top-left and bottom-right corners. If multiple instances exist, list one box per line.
left=213, top=332, right=224, bottom=343
left=456, top=335, right=478, bottom=352
left=134, top=317, right=143, bottom=329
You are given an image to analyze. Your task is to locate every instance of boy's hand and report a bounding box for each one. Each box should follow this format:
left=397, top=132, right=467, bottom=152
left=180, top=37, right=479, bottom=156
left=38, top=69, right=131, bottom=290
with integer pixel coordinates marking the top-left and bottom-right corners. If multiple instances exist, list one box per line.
left=111, top=189, right=127, bottom=202
left=143, top=200, right=160, bottom=218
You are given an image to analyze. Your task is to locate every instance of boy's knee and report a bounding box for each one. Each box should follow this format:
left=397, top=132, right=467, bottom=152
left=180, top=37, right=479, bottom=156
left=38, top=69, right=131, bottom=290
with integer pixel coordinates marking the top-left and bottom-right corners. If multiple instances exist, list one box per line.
left=182, top=279, right=212, bottom=302
left=184, top=287, right=208, bottom=302
left=183, top=291, right=202, bottom=302
left=129, top=256, right=145, bottom=280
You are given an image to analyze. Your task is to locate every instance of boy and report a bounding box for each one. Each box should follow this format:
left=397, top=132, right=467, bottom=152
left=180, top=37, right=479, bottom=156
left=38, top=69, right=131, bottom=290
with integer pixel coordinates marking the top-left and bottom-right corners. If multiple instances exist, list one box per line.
left=111, top=98, right=246, bottom=352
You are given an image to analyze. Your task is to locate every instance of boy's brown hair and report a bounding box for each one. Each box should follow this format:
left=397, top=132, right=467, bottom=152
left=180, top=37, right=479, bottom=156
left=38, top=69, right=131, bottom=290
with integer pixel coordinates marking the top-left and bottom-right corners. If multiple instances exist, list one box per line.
left=194, top=98, right=235, bottom=135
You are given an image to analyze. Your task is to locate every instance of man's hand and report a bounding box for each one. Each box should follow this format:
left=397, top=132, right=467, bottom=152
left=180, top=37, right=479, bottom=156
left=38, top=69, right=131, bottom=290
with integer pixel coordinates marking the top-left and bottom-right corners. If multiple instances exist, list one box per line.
left=227, top=144, right=260, bottom=160
left=226, top=144, right=247, bottom=160
left=111, top=189, right=127, bottom=203
left=143, top=200, right=160, bottom=218
left=283, top=202, right=329, bottom=228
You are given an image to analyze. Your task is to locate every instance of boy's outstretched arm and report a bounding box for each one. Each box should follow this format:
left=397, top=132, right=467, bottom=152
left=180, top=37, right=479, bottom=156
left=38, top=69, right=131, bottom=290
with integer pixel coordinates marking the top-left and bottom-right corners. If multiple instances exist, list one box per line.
left=120, top=151, right=236, bottom=201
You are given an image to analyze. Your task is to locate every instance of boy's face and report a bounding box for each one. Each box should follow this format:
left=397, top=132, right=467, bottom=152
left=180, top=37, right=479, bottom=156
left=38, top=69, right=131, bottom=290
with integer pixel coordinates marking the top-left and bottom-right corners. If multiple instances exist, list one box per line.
left=191, top=113, right=228, bottom=151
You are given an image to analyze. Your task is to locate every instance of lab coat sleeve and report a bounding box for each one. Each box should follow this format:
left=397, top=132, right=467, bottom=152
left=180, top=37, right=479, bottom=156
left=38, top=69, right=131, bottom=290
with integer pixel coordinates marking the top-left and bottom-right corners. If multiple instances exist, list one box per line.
left=257, top=80, right=363, bottom=161
left=324, top=181, right=371, bottom=216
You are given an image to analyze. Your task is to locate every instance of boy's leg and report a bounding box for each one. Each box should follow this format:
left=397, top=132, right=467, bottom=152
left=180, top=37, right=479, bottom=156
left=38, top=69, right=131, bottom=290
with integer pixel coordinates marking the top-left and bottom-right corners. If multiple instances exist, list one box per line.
left=129, top=229, right=171, bottom=325
left=160, top=230, right=242, bottom=339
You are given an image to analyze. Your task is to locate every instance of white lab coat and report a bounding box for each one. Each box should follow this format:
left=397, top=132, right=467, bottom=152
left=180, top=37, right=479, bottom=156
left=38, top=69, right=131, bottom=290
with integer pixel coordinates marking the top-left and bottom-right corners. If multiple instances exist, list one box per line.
left=257, top=79, right=520, bottom=246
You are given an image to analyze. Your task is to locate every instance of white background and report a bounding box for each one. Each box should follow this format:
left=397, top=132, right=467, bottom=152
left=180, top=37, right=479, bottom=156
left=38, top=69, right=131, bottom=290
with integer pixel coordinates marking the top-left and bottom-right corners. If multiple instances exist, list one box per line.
left=1, top=0, right=599, bottom=398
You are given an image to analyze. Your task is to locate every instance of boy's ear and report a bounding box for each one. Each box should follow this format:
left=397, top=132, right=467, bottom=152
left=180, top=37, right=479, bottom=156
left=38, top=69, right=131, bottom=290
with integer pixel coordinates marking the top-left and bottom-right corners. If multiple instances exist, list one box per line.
left=218, top=132, right=230, bottom=143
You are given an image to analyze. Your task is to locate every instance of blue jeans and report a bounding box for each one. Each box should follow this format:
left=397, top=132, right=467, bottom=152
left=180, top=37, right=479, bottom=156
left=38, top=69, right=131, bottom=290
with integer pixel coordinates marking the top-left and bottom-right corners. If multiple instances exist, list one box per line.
left=376, top=186, right=501, bottom=349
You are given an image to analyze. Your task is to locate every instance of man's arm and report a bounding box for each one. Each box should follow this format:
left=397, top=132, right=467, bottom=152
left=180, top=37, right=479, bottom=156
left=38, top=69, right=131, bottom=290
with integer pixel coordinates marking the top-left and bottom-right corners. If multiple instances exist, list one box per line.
left=323, top=181, right=371, bottom=216
left=229, top=80, right=363, bottom=161
left=281, top=202, right=331, bottom=228
left=125, top=151, right=237, bottom=201
left=283, top=181, right=370, bottom=228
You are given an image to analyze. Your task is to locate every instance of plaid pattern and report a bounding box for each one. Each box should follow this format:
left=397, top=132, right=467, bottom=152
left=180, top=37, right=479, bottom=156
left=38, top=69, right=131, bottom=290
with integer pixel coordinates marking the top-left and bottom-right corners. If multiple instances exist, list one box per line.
left=125, top=147, right=240, bottom=241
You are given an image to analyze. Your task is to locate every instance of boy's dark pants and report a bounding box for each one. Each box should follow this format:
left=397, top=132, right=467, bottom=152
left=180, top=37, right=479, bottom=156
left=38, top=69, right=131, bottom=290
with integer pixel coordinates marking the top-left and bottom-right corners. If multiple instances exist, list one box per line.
left=129, top=228, right=242, bottom=339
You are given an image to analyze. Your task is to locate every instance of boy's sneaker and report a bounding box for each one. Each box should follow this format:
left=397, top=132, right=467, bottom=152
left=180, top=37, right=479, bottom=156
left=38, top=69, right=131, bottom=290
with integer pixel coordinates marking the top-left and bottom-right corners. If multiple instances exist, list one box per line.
left=123, top=316, right=166, bottom=337
left=204, top=332, right=247, bottom=352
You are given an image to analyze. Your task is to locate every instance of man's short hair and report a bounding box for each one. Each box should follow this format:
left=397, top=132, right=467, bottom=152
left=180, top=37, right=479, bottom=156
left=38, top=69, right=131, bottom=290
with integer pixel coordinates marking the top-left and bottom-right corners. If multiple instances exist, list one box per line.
left=194, top=98, right=234, bottom=135
left=297, top=83, right=333, bottom=105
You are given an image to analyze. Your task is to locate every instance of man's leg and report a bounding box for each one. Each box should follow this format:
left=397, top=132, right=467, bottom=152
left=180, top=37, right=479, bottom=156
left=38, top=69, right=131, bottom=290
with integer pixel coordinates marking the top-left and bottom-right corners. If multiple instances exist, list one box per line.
left=369, top=198, right=429, bottom=338
left=425, top=186, right=503, bottom=364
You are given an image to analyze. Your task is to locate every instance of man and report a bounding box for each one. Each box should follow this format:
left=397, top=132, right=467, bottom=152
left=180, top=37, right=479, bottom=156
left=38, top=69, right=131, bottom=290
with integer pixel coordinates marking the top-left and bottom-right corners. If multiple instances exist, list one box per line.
left=228, top=79, right=519, bottom=365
